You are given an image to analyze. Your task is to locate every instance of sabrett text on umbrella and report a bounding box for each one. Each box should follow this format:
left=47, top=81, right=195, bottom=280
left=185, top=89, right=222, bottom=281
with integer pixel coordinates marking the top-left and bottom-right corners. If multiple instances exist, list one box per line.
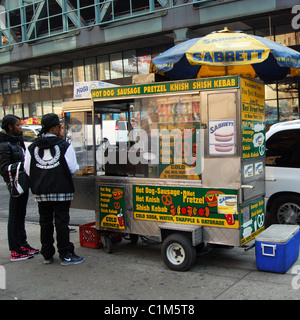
left=191, top=50, right=265, bottom=63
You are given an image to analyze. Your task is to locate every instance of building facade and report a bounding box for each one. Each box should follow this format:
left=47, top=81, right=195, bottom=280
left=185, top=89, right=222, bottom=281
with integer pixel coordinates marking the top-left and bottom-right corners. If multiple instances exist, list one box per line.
left=0, top=0, right=299, bottom=127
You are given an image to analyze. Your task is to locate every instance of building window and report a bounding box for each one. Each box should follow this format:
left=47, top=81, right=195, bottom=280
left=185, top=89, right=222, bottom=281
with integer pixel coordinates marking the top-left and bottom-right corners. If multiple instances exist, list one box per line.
left=53, top=100, right=62, bottom=116
left=32, top=102, right=42, bottom=118
left=97, top=55, right=110, bottom=81
left=137, top=48, right=152, bottom=74
left=61, top=62, right=73, bottom=85
left=43, top=101, right=53, bottom=114
left=51, top=64, right=62, bottom=88
left=73, top=59, right=84, bottom=82
left=11, top=73, right=20, bottom=93
left=23, top=104, right=30, bottom=118
left=40, top=66, right=51, bottom=89
left=123, top=50, right=137, bottom=78
left=0, top=106, right=4, bottom=119
left=30, top=69, right=40, bottom=91
left=20, top=70, right=30, bottom=92
left=265, top=79, right=300, bottom=129
left=14, top=104, right=23, bottom=118
left=110, top=52, right=123, bottom=79
left=85, top=57, right=97, bottom=81
left=2, top=74, right=11, bottom=95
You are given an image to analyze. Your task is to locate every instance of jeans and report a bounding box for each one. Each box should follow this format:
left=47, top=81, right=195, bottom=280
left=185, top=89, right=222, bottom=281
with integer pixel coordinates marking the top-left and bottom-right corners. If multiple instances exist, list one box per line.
left=38, top=201, right=74, bottom=260
left=8, top=190, right=29, bottom=251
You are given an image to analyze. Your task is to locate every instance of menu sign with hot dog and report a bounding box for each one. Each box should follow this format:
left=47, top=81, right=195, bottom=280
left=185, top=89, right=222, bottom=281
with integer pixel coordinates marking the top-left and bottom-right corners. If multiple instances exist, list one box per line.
left=208, top=120, right=235, bottom=155
left=133, top=185, right=238, bottom=228
left=99, top=186, right=125, bottom=230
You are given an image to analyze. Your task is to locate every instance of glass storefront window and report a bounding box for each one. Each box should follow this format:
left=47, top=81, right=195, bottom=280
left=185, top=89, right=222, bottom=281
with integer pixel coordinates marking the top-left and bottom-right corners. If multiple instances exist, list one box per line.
left=4, top=105, right=13, bottom=114
left=123, top=50, right=137, bottom=77
left=265, top=100, right=278, bottom=125
left=279, top=98, right=299, bottom=121
left=137, top=55, right=151, bottom=74
left=43, top=101, right=53, bottom=114
left=278, top=81, right=298, bottom=99
left=97, top=55, right=110, bottom=81
left=0, top=106, right=4, bottom=120
left=275, top=25, right=296, bottom=46
left=14, top=104, right=23, bottom=118
left=2, top=74, right=11, bottom=95
left=51, top=64, right=62, bottom=87
left=265, top=84, right=277, bottom=100
left=85, top=57, right=97, bottom=81
left=30, top=69, right=40, bottom=90
left=61, top=62, right=73, bottom=85
left=23, top=104, right=30, bottom=118
left=53, top=100, right=62, bottom=116
left=110, top=52, right=123, bottom=79
left=32, top=102, right=42, bottom=118
left=296, top=32, right=300, bottom=45
left=73, top=59, right=84, bottom=82
left=40, top=66, right=51, bottom=89
left=20, top=70, right=30, bottom=92
left=11, top=73, right=20, bottom=93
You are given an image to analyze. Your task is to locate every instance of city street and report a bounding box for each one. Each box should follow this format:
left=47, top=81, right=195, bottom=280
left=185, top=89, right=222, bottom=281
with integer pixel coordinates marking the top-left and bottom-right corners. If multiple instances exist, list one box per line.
left=0, top=182, right=300, bottom=301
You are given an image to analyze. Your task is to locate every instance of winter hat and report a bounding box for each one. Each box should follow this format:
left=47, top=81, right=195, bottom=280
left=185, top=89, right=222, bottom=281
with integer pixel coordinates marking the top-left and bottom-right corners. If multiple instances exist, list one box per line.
left=40, top=113, right=60, bottom=135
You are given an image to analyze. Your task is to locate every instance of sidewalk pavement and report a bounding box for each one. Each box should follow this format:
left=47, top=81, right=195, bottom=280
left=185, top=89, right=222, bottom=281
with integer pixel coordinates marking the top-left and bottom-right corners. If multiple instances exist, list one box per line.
left=1, top=217, right=300, bottom=300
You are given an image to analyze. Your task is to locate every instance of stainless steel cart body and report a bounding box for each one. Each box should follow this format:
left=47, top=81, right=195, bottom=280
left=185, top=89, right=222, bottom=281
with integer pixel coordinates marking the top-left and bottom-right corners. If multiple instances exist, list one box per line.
left=63, top=75, right=265, bottom=270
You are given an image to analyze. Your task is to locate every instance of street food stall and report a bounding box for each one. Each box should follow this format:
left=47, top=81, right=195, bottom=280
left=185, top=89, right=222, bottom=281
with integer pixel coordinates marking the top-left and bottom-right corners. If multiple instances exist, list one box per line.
left=63, top=75, right=265, bottom=271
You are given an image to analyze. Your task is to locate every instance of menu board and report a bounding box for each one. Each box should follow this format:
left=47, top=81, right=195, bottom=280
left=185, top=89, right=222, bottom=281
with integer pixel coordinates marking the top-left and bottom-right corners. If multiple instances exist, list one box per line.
left=241, top=78, right=265, bottom=159
left=99, top=186, right=125, bottom=230
left=133, top=185, right=239, bottom=229
left=158, top=122, right=201, bottom=180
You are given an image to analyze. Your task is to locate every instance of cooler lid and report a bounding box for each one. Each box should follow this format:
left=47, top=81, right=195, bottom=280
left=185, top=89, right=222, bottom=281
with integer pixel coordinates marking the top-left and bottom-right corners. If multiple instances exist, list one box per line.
left=255, top=224, right=300, bottom=244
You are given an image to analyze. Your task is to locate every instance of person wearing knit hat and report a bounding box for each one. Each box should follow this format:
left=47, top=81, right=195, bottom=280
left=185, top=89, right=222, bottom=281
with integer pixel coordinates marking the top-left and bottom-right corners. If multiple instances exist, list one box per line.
left=24, top=113, right=84, bottom=266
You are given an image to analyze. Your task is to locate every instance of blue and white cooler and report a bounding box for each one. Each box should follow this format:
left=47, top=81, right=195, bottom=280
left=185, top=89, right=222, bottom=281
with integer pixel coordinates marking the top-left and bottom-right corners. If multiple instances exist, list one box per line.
left=255, top=224, right=300, bottom=273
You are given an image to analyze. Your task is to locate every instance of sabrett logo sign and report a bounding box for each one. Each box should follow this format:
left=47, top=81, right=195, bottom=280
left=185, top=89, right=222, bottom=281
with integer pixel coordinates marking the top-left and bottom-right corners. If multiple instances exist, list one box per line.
left=91, top=76, right=239, bottom=99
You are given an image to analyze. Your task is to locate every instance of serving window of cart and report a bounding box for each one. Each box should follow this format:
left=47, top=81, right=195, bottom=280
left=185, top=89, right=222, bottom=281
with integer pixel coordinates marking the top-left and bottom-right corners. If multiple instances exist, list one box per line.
left=95, top=94, right=204, bottom=180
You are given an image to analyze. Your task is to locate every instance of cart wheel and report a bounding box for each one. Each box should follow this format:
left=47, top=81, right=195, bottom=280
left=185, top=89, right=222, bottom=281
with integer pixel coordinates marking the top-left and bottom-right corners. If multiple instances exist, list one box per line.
left=101, top=235, right=113, bottom=254
left=161, top=233, right=196, bottom=271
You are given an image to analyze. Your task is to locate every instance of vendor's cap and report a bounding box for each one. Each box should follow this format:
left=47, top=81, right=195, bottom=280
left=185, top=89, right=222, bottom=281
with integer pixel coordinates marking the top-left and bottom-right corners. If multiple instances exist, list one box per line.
left=40, top=113, right=60, bottom=135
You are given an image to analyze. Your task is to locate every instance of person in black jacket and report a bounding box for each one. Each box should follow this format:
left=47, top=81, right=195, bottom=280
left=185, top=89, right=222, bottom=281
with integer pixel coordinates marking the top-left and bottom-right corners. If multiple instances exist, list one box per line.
left=24, top=113, right=84, bottom=266
left=0, top=115, right=39, bottom=261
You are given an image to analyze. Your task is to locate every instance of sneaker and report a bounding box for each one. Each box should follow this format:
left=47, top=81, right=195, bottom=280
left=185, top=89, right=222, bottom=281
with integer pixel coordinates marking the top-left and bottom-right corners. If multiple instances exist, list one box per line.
left=10, top=250, right=34, bottom=262
left=21, top=244, right=40, bottom=255
left=44, top=257, right=54, bottom=264
left=61, top=252, right=85, bottom=266
left=68, top=226, right=76, bottom=233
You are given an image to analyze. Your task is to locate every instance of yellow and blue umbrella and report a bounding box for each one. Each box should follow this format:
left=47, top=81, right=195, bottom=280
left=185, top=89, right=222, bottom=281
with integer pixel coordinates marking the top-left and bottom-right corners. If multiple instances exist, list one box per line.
left=151, top=28, right=300, bottom=83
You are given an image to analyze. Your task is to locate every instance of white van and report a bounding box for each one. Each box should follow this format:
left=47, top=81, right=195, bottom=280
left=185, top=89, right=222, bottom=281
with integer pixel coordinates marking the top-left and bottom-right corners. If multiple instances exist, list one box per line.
left=102, top=120, right=129, bottom=145
left=265, top=120, right=300, bottom=225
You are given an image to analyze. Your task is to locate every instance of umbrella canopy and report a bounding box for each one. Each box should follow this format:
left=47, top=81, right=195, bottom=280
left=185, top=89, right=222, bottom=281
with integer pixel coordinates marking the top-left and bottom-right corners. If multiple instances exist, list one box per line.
left=22, top=117, right=41, bottom=125
left=151, top=28, right=300, bottom=83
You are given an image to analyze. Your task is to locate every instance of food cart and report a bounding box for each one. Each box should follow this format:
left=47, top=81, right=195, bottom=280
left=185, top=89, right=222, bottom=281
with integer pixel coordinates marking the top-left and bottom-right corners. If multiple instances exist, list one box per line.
left=62, top=75, right=266, bottom=271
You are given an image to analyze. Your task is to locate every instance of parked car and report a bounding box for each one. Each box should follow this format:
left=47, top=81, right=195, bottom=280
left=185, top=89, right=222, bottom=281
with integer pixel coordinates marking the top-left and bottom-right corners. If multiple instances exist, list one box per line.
left=265, top=120, right=300, bottom=225
left=22, top=124, right=41, bottom=148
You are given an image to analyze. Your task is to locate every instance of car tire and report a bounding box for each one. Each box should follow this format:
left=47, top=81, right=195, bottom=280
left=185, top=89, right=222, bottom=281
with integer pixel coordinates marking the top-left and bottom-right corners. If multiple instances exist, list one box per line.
left=270, top=195, right=300, bottom=225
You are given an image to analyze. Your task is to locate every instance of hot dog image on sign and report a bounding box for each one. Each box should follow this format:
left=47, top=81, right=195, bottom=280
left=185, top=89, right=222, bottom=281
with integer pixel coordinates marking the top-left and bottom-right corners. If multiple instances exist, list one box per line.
left=208, top=119, right=235, bottom=155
